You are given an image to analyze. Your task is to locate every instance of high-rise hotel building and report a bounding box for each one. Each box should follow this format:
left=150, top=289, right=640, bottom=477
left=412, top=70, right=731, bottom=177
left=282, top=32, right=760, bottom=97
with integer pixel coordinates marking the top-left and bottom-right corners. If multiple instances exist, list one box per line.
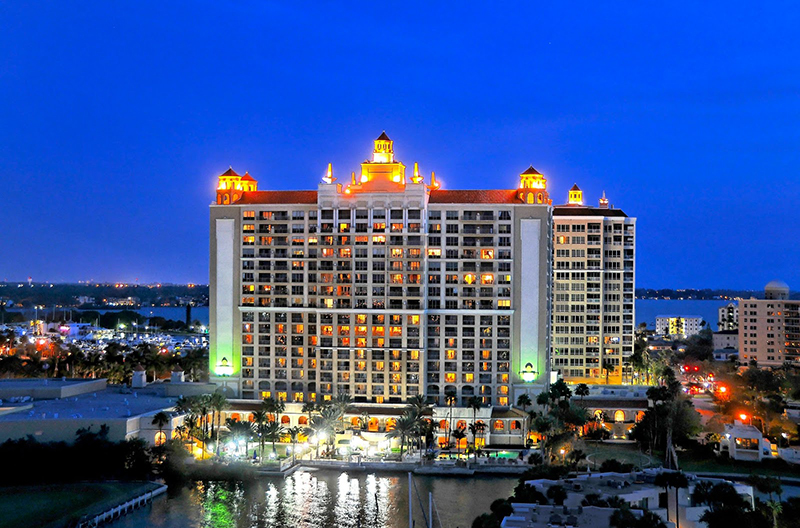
left=210, top=134, right=552, bottom=407
left=551, top=186, right=636, bottom=384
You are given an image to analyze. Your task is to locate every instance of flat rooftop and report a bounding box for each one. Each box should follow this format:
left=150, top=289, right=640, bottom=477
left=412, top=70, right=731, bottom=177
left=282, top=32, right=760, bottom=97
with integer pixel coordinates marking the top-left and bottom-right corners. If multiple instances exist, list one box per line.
left=0, top=385, right=180, bottom=422
left=502, top=504, right=620, bottom=528
left=525, top=472, right=661, bottom=501
left=0, top=379, right=88, bottom=389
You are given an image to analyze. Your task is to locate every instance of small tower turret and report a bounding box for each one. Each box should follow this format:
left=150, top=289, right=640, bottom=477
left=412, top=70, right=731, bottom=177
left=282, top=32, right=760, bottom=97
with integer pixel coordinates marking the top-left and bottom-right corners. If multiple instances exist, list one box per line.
left=599, top=191, right=609, bottom=209
left=216, top=167, right=257, bottom=205
left=373, top=131, right=394, bottom=163
left=568, top=184, right=583, bottom=205
left=518, top=165, right=551, bottom=204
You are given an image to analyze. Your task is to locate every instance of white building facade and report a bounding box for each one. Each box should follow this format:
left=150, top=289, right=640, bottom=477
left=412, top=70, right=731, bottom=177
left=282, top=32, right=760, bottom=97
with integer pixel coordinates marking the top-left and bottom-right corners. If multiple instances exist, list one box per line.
left=551, top=186, right=636, bottom=384
left=209, top=134, right=553, bottom=408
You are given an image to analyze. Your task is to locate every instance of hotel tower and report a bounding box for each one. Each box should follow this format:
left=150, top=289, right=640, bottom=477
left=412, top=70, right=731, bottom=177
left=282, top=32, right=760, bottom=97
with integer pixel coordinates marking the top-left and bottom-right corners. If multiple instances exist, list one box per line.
left=209, top=133, right=553, bottom=407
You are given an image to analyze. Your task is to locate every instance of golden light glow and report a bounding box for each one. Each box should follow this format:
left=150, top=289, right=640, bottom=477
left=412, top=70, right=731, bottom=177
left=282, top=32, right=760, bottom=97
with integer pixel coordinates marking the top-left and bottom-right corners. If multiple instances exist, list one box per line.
left=323, top=162, right=335, bottom=184
left=411, top=162, right=423, bottom=183
left=427, top=171, right=440, bottom=191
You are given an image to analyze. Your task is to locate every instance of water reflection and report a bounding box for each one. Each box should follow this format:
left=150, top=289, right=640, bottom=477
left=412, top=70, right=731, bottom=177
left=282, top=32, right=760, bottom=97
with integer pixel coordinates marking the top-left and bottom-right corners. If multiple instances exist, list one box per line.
left=111, top=470, right=518, bottom=528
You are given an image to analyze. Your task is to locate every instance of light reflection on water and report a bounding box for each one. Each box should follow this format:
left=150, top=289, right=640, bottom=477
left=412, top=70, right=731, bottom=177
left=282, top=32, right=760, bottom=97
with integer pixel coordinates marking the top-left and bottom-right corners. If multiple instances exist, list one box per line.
left=110, top=470, right=518, bottom=528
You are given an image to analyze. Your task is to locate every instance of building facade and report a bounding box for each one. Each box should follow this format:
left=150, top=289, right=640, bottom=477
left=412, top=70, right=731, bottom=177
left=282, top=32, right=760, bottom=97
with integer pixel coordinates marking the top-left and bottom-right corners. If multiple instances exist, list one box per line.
left=550, top=185, right=636, bottom=384
left=718, top=302, right=738, bottom=331
left=739, top=280, right=800, bottom=367
left=655, top=315, right=703, bottom=339
left=209, top=134, right=552, bottom=408
left=712, top=329, right=738, bottom=351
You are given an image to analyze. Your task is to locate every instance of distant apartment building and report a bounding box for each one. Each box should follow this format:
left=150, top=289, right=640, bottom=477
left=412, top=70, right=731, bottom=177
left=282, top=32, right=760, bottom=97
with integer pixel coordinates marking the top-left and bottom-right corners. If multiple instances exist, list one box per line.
left=550, top=185, right=636, bottom=384
left=209, top=134, right=553, bottom=407
left=655, top=316, right=703, bottom=339
left=718, top=302, right=739, bottom=331
left=739, top=280, right=800, bottom=367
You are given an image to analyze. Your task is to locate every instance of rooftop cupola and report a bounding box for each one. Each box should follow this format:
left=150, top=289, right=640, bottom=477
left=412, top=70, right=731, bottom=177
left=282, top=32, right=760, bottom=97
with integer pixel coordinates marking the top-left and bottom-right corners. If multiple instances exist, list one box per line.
left=373, top=131, right=394, bottom=163
left=518, top=165, right=551, bottom=205
left=216, top=167, right=257, bottom=205
left=568, top=184, right=583, bottom=205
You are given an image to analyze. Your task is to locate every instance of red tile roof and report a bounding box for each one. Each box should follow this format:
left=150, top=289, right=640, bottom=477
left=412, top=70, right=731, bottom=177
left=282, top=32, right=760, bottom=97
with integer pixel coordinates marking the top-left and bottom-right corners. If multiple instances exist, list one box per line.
left=220, top=167, right=239, bottom=177
left=241, top=171, right=256, bottom=182
left=521, top=165, right=542, bottom=175
left=237, top=190, right=318, bottom=204
left=376, top=131, right=391, bottom=141
left=428, top=189, right=522, bottom=204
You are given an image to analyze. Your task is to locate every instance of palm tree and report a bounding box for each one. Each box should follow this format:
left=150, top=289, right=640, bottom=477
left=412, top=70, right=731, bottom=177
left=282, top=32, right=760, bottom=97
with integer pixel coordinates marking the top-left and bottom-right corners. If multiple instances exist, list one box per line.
left=262, top=396, right=286, bottom=426
left=532, top=416, right=553, bottom=464
left=516, top=393, right=532, bottom=413
left=445, top=389, right=457, bottom=448
left=655, top=471, right=689, bottom=527
left=225, top=417, right=254, bottom=456
left=209, top=392, right=229, bottom=455
left=252, top=410, right=269, bottom=460
left=308, top=414, right=334, bottom=459
left=602, top=358, right=616, bottom=385
left=302, top=401, right=317, bottom=426
left=766, top=500, right=782, bottom=528
left=195, top=394, right=212, bottom=459
left=451, top=426, right=467, bottom=455
left=536, top=391, right=551, bottom=414
left=467, top=396, right=483, bottom=456
left=333, top=392, right=353, bottom=431
left=357, top=411, right=371, bottom=431
left=566, top=449, right=586, bottom=471
left=286, top=426, right=303, bottom=465
left=407, top=394, right=430, bottom=417
left=575, top=383, right=590, bottom=406
left=263, top=421, right=284, bottom=458
left=151, top=411, right=170, bottom=446
left=387, top=412, right=419, bottom=457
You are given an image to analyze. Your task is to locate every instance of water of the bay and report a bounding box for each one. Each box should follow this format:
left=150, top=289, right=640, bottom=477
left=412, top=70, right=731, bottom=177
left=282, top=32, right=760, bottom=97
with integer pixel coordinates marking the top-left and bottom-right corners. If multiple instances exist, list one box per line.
left=110, top=470, right=519, bottom=528
left=83, top=299, right=732, bottom=331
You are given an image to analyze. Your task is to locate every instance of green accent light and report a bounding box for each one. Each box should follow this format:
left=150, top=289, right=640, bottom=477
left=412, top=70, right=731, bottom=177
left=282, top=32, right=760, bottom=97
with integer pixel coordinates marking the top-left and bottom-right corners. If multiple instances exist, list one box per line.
left=521, top=362, right=536, bottom=383
left=216, top=357, right=234, bottom=376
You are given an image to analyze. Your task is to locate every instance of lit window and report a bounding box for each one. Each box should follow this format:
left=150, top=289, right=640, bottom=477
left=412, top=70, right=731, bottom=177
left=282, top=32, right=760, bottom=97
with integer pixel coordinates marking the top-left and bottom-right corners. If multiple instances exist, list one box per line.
left=481, top=249, right=494, bottom=259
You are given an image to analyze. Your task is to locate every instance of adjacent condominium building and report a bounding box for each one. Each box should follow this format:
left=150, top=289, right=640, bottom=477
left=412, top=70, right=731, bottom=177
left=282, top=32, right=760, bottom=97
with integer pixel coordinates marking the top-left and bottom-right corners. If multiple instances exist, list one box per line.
left=551, top=185, right=636, bottom=384
left=209, top=134, right=553, bottom=407
left=718, top=302, right=739, bottom=331
left=739, top=280, right=800, bottom=367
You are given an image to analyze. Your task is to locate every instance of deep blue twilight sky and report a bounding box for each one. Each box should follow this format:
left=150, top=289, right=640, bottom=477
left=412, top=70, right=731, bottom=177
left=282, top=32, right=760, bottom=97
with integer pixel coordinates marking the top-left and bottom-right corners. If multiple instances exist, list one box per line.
left=1, top=2, right=798, bottom=289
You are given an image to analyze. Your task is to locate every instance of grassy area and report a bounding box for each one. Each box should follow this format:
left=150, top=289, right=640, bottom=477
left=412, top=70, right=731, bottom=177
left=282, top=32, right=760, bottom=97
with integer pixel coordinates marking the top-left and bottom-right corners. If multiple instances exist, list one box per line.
left=0, top=481, right=160, bottom=528
left=678, top=449, right=800, bottom=477
left=583, top=441, right=655, bottom=469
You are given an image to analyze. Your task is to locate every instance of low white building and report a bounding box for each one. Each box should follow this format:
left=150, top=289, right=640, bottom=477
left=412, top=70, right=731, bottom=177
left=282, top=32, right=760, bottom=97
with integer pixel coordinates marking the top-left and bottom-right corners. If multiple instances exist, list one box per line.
left=712, top=330, right=738, bottom=351
left=508, top=471, right=754, bottom=528
left=717, top=420, right=775, bottom=461
left=656, top=316, right=704, bottom=339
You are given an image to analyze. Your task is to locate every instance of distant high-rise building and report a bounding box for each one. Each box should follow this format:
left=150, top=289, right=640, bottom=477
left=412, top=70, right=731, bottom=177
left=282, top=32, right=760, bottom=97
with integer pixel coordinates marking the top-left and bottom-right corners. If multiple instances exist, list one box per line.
left=209, top=134, right=553, bottom=407
left=739, top=280, right=799, bottom=366
left=551, top=185, right=636, bottom=384
left=718, top=302, right=739, bottom=331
